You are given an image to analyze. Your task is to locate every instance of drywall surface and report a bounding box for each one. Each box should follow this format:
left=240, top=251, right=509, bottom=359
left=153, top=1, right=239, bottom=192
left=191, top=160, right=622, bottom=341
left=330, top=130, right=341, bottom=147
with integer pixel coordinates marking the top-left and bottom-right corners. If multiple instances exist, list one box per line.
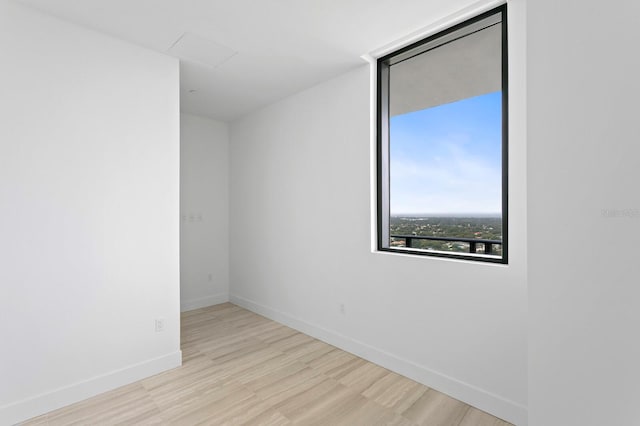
left=0, top=2, right=180, bottom=423
left=181, top=113, right=230, bottom=311
left=527, top=0, right=640, bottom=425
left=229, top=8, right=527, bottom=420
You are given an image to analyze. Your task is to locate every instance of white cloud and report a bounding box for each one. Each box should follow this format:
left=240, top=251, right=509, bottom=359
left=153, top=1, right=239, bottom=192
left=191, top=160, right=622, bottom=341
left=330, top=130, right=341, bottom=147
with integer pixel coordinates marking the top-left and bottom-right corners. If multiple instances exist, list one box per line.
left=389, top=139, right=501, bottom=214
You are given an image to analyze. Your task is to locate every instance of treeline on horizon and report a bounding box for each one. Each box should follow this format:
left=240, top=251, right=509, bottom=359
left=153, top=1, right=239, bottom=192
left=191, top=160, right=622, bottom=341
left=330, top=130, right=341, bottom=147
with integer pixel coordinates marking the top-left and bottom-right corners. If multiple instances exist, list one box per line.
left=389, top=215, right=503, bottom=254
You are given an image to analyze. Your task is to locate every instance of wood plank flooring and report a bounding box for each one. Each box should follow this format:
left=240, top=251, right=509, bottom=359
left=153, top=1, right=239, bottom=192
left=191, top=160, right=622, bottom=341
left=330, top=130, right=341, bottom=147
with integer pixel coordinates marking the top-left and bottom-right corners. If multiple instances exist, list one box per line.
left=22, top=303, right=513, bottom=426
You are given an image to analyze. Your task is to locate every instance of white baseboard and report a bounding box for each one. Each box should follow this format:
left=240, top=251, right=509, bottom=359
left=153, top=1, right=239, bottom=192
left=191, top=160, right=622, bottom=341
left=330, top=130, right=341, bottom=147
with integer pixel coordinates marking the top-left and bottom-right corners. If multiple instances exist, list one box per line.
left=0, top=351, right=182, bottom=426
left=230, top=294, right=527, bottom=426
left=181, top=293, right=229, bottom=312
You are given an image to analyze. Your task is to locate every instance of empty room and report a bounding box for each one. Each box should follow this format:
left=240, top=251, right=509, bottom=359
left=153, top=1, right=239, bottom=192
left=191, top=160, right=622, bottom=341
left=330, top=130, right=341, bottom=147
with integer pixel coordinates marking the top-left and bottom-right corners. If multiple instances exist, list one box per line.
left=1, top=0, right=639, bottom=425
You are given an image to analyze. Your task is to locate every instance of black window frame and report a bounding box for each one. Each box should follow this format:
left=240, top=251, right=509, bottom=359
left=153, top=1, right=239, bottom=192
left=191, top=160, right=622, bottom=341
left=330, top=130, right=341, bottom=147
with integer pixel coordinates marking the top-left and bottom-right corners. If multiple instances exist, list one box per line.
left=376, top=4, right=509, bottom=264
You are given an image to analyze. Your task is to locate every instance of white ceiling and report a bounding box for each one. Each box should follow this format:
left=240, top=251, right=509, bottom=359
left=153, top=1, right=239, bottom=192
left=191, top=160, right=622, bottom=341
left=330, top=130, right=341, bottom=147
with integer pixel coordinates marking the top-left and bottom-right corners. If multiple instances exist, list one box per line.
left=18, top=0, right=482, bottom=122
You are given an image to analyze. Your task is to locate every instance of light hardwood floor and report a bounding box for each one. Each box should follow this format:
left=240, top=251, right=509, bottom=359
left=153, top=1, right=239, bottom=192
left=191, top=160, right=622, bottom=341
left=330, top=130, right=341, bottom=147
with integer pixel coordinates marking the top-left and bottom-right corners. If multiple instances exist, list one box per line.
left=23, top=303, right=513, bottom=425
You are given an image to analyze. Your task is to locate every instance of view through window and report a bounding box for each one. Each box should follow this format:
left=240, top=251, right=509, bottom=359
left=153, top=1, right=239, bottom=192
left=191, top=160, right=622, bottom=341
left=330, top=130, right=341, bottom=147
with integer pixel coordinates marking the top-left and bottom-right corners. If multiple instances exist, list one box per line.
left=377, top=5, right=507, bottom=263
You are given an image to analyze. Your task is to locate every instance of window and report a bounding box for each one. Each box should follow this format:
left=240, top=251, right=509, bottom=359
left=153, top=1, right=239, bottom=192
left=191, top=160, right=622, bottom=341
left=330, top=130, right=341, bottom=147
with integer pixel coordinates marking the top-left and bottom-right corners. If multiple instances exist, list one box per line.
left=377, top=5, right=508, bottom=263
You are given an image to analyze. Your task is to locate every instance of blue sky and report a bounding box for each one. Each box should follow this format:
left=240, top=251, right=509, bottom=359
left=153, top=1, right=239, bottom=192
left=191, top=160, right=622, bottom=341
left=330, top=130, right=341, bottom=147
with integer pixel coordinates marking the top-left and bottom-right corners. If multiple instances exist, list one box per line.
left=390, top=91, right=502, bottom=215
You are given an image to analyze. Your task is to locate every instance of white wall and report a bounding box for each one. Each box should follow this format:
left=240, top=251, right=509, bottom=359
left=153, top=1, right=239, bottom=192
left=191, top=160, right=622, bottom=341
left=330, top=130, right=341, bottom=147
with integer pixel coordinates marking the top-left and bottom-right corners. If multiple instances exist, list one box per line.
left=0, top=2, right=180, bottom=424
left=528, top=1, right=640, bottom=425
left=229, top=3, right=527, bottom=423
left=180, top=113, right=229, bottom=311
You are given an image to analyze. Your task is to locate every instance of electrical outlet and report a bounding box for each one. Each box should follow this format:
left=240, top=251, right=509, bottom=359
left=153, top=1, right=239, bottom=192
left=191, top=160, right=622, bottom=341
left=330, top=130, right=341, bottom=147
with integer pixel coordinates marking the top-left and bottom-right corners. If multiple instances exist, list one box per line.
left=155, top=318, right=165, bottom=333
left=339, top=303, right=346, bottom=315
left=208, top=273, right=213, bottom=281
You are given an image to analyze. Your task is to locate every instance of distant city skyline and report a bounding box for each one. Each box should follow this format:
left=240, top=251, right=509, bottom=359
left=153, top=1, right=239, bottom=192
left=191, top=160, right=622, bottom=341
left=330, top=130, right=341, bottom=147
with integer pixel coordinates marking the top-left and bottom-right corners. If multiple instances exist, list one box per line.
left=390, top=91, right=502, bottom=215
